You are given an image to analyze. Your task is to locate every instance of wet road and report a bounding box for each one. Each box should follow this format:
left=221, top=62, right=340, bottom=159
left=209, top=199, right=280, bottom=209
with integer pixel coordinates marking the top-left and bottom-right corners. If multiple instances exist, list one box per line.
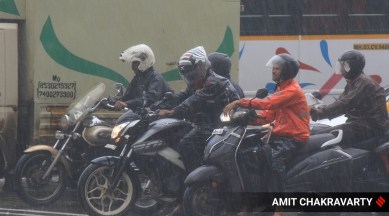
left=0, top=178, right=386, bottom=216
left=0, top=178, right=86, bottom=215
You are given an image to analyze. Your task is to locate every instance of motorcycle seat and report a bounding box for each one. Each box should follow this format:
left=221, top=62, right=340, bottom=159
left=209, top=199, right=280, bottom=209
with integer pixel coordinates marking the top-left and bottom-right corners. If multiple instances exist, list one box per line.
left=297, top=133, right=336, bottom=155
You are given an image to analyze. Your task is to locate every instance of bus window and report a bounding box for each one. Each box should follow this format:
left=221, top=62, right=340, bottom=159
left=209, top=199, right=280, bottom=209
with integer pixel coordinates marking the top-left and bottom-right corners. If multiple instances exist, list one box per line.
left=301, top=0, right=346, bottom=35
left=241, top=0, right=298, bottom=35
left=240, top=0, right=389, bottom=35
left=348, top=0, right=389, bottom=34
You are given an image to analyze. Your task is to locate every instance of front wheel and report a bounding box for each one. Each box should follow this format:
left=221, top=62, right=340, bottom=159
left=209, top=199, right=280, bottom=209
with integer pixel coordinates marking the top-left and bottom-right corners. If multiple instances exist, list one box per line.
left=183, top=182, right=224, bottom=216
left=13, top=152, right=67, bottom=206
left=77, top=163, right=140, bottom=216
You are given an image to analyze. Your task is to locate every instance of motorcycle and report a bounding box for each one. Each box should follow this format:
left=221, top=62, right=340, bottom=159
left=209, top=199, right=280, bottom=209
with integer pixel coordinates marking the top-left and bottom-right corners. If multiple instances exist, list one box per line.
left=77, top=95, right=193, bottom=216
left=13, top=83, right=121, bottom=206
left=182, top=89, right=389, bottom=215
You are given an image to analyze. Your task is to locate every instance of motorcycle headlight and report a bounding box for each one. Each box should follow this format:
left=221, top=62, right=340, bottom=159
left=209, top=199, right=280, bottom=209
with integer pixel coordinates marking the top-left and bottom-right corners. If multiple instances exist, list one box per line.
left=111, top=122, right=128, bottom=141
left=60, top=115, right=71, bottom=131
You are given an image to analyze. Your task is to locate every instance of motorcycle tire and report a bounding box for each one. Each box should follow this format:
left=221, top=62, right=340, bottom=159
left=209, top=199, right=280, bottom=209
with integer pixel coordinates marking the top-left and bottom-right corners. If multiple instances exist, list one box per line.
left=133, top=173, right=159, bottom=214
left=183, top=182, right=224, bottom=216
left=13, top=151, right=67, bottom=206
left=77, top=163, right=140, bottom=216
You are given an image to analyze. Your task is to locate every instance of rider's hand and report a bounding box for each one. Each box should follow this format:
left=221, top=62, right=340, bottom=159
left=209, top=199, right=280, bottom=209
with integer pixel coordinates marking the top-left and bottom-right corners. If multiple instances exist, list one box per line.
left=223, top=100, right=241, bottom=116
left=114, top=101, right=127, bottom=109
left=310, top=106, right=323, bottom=122
left=158, top=109, right=175, bottom=117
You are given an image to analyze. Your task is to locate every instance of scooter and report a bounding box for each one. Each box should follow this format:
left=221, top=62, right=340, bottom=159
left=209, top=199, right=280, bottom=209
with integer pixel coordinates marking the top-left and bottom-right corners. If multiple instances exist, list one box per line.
left=182, top=89, right=389, bottom=216
left=77, top=93, right=193, bottom=216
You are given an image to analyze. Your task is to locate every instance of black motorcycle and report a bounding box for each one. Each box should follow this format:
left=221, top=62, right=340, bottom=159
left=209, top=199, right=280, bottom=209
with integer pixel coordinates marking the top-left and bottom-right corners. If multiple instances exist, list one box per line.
left=182, top=89, right=389, bottom=215
left=77, top=98, right=193, bottom=216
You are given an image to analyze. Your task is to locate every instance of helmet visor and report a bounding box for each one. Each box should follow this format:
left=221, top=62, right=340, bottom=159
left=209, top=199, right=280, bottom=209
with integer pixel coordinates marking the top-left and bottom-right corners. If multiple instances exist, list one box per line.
left=179, top=64, right=199, bottom=83
left=336, top=61, right=350, bottom=74
left=179, top=63, right=206, bottom=89
left=265, top=55, right=286, bottom=68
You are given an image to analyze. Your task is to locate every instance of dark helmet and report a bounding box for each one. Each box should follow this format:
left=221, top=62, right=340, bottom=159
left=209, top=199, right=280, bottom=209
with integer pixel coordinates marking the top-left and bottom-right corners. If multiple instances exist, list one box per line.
left=337, top=50, right=365, bottom=79
left=207, top=52, right=231, bottom=79
left=266, top=53, right=300, bottom=81
left=178, top=46, right=211, bottom=90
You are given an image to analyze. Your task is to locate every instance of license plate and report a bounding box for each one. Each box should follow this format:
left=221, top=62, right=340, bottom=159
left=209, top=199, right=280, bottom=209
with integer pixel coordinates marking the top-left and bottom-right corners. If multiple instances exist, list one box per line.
left=212, top=128, right=224, bottom=135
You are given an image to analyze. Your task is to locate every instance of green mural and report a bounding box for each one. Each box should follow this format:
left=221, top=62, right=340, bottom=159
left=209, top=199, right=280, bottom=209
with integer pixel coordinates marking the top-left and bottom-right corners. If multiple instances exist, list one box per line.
left=0, top=0, right=19, bottom=16
left=40, top=17, right=129, bottom=85
left=40, top=16, right=234, bottom=84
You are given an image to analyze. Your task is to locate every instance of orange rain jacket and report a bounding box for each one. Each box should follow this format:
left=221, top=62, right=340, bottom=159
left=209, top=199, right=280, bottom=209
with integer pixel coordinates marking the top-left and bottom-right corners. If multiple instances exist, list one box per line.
left=240, top=79, right=310, bottom=143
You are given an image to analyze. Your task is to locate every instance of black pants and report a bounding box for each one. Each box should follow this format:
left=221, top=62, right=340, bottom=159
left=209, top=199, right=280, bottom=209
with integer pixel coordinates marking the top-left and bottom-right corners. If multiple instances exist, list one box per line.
left=340, top=122, right=384, bottom=150
left=268, top=137, right=302, bottom=193
left=177, top=126, right=213, bottom=174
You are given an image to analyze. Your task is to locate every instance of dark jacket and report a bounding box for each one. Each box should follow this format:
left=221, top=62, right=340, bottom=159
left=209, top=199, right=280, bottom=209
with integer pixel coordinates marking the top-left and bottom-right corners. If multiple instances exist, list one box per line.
left=121, top=67, right=173, bottom=109
left=173, top=70, right=240, bottom=126
left=231, top=81, right=245, bottom=98
left=320, top=72, right=388, bottom=134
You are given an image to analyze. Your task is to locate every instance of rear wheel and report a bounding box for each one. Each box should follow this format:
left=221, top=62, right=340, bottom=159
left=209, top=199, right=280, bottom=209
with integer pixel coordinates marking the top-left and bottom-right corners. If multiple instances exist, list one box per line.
left=183, top=182, right=224, bottom=216
left=78, top=163, right=140, bottom=216
left=13, top=152, right=66, bottom=205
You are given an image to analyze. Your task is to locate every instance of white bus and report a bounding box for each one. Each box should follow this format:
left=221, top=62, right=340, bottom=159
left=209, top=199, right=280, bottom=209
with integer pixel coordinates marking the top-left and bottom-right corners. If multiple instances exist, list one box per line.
left=239, top=0, right=389, bottom=103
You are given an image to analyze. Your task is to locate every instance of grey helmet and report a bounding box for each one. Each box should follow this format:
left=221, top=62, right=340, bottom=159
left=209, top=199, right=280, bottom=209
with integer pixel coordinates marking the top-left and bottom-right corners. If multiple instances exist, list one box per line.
left=207, top=52, right=231, bottom=79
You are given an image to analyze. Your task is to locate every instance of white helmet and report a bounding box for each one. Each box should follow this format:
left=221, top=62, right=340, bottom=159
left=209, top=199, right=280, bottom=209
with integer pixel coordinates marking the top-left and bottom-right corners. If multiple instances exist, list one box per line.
left=119, top=44, right=155, bottom=72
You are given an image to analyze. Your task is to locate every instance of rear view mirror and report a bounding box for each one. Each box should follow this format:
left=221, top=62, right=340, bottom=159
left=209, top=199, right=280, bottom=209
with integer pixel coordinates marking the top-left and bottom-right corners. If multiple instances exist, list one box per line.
left=255, top=88, right=268, bottom=99
left=113, top=83, right=124, bottom=96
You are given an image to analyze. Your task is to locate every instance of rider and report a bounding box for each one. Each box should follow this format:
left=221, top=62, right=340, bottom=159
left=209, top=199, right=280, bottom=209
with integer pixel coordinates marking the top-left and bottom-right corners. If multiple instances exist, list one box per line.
left=114, top=44, right=173, bottom=110
left=159, top=46, right=240, bottom=172
left=224, top=53, right=310, bottom=216
left=310, top=49, right=389, bottom=150
left=157, top=46, right=239, bottom=216
left=207, top=52, right=245, bottom=98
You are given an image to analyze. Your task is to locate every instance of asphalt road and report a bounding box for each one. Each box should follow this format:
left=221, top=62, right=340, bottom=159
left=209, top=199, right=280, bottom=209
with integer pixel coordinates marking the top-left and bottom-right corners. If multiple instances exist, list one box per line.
left=0, top=178, right=87, bottom=216
left=0, top=178, right=387, bottom=216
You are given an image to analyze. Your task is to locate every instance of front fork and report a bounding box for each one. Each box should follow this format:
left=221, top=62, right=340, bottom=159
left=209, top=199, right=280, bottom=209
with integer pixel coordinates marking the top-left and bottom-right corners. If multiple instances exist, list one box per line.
left=41, top=137, right=71, bottom=179
left=107, top=147, right=134, bottom=193
left=42, top=122, right=82, bottom=179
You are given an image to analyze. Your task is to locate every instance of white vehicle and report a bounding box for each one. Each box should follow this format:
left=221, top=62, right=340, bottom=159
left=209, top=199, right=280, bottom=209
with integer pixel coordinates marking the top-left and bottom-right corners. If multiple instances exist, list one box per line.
left=0, top=0, right=240, bottom=189
left=239, top=0, right=388, bottom=103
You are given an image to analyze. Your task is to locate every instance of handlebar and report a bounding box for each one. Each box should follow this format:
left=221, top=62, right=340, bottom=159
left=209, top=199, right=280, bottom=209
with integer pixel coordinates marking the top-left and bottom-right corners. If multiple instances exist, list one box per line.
left=95, top=98, right=128, bottom=112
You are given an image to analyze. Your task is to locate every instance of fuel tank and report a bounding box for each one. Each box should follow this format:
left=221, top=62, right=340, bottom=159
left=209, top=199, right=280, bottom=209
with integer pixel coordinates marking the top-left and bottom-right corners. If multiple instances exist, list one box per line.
left=82, top=126, right=113, bottom=146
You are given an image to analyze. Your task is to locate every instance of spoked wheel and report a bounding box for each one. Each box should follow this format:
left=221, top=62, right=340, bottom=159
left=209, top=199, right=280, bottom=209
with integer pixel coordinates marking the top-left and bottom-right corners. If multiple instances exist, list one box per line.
left=13, top=152, right=66, bottom=206
left=183, top=182, right=224, bottom=216
left=78, top=163, right=140, bottom=216
left=134, top=173, right=159, bottom=214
